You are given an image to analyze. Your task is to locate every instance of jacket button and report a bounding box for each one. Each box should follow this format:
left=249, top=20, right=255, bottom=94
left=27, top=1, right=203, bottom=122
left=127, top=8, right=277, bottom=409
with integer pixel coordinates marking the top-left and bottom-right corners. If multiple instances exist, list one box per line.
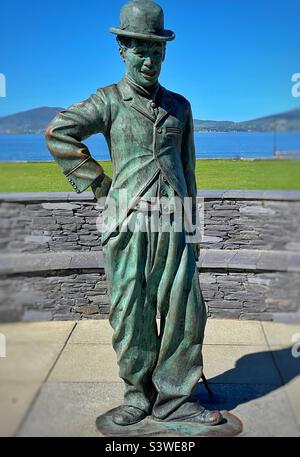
left=157, top=128, right=162, bottom=134
left=162, top=176, right=168, bottom=183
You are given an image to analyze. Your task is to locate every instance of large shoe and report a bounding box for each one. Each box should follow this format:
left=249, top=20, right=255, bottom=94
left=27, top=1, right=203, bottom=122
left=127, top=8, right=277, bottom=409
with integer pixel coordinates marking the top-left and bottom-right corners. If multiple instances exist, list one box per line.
left=153, top=405, right=223, bottom=426
left=112, top=405, right=147, bottom=426
left=183, top=409, right=223, bottom=426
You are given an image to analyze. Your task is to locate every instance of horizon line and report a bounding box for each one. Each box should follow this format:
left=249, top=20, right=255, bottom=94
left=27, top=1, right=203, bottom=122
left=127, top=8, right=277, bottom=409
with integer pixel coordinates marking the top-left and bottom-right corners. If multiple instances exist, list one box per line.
left=0, top=105, right=299, bottom=124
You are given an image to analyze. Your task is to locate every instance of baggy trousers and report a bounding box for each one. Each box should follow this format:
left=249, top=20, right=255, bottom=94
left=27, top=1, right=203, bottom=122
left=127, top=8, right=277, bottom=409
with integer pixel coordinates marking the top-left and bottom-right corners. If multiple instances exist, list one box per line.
left=102, top=206, right=207, bottom=420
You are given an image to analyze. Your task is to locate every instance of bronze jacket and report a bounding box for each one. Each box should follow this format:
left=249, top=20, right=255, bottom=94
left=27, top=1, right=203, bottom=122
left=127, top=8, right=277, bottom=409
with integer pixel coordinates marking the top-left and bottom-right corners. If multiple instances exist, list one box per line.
left=45, top=77, right=198, bottom=244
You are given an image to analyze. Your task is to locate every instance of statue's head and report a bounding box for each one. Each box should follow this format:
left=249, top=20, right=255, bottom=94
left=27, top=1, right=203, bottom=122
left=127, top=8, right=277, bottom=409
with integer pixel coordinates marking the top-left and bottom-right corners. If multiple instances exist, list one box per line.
left=117, top=37, right=165, bottom=87
left=110, top=0, right=175, bottom=88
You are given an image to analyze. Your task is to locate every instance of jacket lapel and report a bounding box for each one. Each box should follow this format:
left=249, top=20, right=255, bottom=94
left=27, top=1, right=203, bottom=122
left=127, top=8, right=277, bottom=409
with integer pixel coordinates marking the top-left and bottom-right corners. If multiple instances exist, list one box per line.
left=117, top=78, right=174, bottom=125
left=155, top=87, right=172, bottom=126
left=117, top=78, right=156, bottom=122
left=131, top=99, right=156, bottom=122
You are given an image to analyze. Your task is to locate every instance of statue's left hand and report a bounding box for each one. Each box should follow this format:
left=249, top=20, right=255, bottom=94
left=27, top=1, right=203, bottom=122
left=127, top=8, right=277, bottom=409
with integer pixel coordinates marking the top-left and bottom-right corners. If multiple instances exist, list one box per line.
left=91, top=174, right=112, bottom=201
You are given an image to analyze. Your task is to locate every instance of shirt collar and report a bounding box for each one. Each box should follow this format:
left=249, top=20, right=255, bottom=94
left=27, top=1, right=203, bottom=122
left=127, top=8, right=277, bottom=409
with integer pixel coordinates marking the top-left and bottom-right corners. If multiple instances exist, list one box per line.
left=124, top=75, right=161, bottom=102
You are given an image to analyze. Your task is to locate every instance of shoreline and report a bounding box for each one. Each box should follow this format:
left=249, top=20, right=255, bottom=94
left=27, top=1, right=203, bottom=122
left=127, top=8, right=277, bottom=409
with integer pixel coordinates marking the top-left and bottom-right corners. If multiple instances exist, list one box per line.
left=0, top=156, right=299, bottom=164
left=1, top=130, right=300, bottom=135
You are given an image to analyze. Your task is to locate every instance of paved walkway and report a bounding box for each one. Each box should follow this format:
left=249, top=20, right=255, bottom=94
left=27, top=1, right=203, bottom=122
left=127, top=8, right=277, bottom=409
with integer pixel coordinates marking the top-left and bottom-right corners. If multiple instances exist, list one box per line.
left=0, top=319, right=299, bottom=437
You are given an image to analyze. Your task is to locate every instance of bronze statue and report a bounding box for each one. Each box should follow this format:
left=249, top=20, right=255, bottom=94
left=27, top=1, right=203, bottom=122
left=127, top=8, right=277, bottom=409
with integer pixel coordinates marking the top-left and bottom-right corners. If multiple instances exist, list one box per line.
left=46, top=0, right=223, bottom=428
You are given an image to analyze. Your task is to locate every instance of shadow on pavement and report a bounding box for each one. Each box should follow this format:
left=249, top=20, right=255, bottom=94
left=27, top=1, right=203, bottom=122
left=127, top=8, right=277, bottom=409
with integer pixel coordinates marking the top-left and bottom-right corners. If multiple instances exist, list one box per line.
left=193, top=346, right=300, bottom=411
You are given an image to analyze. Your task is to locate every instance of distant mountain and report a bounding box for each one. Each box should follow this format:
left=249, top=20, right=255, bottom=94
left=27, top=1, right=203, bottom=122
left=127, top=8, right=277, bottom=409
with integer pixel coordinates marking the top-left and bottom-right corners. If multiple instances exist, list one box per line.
left=234, top=108, right=300, bottom=132
left=194, top=119, right=236, bottom=132
left=0, top=106, right=299, bottom=134
left=194, top=108, right=300, bottom=132
left=0, top=107, right=63, bottom=134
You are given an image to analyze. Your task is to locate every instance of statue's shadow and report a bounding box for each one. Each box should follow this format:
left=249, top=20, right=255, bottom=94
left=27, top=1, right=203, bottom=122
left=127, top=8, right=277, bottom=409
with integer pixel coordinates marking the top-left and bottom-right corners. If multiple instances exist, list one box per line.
left=97, top=347, right=299, bottom=437
left=193, top=346, right=300, bottom=411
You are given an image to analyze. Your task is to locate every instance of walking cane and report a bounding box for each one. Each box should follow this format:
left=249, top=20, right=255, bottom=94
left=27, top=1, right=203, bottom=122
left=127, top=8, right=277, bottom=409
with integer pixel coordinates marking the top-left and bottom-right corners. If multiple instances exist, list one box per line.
left=201, top=373, right=214, bottom=397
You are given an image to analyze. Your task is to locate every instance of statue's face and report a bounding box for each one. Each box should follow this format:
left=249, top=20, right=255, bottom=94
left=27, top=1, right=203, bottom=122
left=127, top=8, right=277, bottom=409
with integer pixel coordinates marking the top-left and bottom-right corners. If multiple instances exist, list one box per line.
left=121, top=39, right=166, bottom=88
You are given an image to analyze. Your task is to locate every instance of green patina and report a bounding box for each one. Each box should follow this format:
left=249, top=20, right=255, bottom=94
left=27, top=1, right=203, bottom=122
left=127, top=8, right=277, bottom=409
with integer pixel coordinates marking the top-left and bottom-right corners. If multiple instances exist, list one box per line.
left=45, top=0, right=228, bottom=431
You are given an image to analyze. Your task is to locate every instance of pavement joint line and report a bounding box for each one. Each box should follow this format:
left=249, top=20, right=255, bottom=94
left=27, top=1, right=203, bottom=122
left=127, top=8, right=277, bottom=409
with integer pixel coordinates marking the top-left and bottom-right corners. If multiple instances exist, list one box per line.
left=261, top=323, right=285, bottom=387
left=259, top=321, right=269, bottom=349
left=43, top=322, right=79, bottom=383
left=260, top=323, right=300, bottom=435
left=15, top=321, right=78, bottom=437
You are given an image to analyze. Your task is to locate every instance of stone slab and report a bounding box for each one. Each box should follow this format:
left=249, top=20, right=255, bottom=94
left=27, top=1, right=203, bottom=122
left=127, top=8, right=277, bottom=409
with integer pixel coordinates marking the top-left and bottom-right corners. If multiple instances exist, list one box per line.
left=0, top=342, right=63, bottom=383
left=257, top=251, right=288, bottom=271
left=0, top=321, right=75, bottom=344
left=262, top=322, right=300, bottom=347
left=23, top=310, right=53, bottom=322
left=202, top=345, right=282, bottom=385
left=0, top=251, right=104, bottom=274
left=48, top=343, right=120, bottom=383
left=1, top=249, right=298, bottom=275
left=70, top=320, right=267, bottom=347
left=270, top=345, right=300, bottom=385
left=227, top=250, right=260, bottom=270
left=200, top=250, right=236, bottom=269
left=42, top=203, right=81, bottom=210
left=204, top=320, right=266, bottom=346
left=0, top=382, right=41, bottom=437
left=18, top=382, right=123, bottom=437
left=69, top=320, right=113, bottom=345
left=197, top=190, right=225, bottom=199
left=1, top=190, right=300, bottom=204
left=235, top=386, right=300, bottom=436
left=194, top=383, right=300, bottom=437
left=284, top=377, right=300, bottom=429
left=18, top=381, right=300, bottom=437
left=273, top=312, right=300, bottom=324
left=0, top=192, right=94, bottom=202
left=288, top=253, right=300, bottom=272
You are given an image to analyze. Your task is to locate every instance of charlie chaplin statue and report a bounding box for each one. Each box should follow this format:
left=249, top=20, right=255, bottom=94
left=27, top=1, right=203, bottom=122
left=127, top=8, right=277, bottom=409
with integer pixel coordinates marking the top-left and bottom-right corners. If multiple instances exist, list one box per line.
left=46, top=0, right=223, bottom=427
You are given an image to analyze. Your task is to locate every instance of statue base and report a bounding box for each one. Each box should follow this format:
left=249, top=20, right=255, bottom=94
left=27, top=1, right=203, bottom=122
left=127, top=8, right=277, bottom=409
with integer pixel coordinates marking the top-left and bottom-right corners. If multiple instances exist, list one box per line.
left=96, top=406, right=243, bottom=437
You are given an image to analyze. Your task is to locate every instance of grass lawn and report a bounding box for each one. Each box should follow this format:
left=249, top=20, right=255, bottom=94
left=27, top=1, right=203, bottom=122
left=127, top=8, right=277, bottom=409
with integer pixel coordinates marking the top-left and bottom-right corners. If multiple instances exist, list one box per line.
left=0, top=159, right=299, bottom=192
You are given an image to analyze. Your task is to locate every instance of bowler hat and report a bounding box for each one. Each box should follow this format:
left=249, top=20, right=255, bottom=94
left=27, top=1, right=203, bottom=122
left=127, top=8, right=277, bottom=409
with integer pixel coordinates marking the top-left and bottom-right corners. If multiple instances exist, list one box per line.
left=109, top=0, right=175, bottom=42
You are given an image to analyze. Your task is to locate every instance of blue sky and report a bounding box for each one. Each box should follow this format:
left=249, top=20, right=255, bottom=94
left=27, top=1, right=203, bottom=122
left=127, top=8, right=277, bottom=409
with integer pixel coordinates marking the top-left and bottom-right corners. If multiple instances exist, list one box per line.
left=0, top=0, right=299, bottom=120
